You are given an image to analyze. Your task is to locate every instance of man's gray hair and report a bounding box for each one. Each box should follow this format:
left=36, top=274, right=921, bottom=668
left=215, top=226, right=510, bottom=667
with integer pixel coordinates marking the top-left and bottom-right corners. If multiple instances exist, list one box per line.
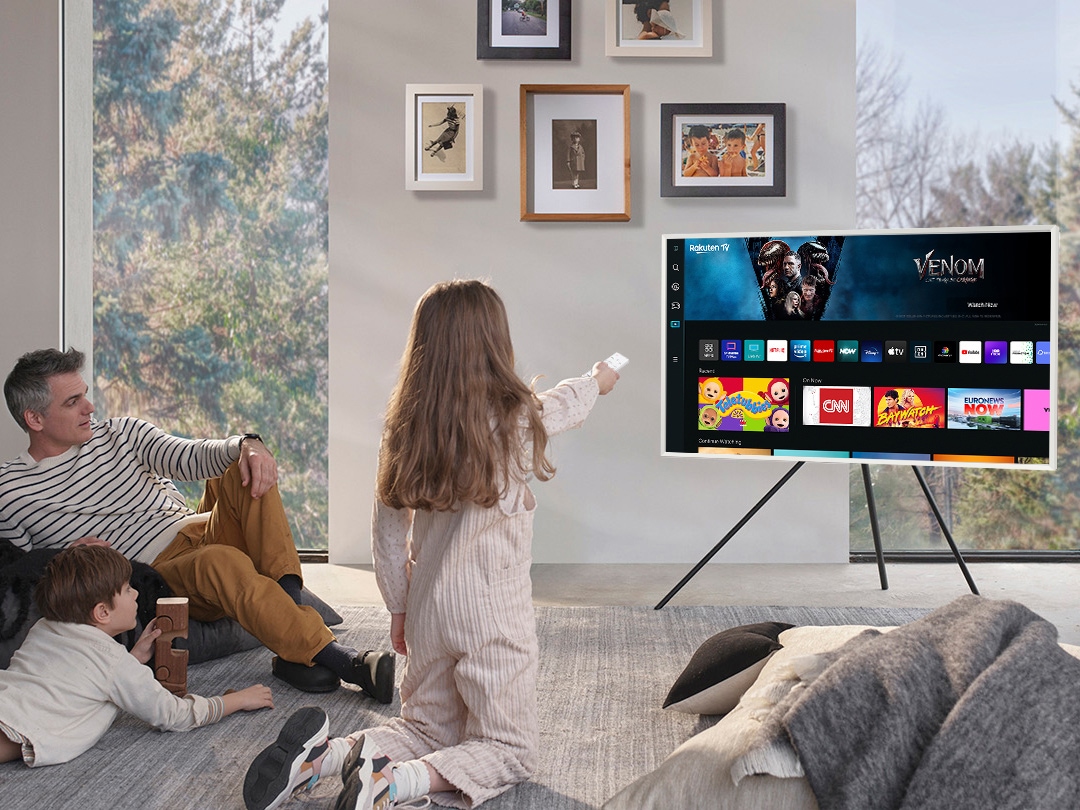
left=4, top=348, right=86, bottom=432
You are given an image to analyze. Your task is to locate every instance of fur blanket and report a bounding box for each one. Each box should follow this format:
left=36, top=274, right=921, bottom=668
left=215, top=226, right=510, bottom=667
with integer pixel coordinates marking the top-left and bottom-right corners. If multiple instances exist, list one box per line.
left=0, top=539, right=168, bottom=649
left=755, top=595, right=1080, bottom=810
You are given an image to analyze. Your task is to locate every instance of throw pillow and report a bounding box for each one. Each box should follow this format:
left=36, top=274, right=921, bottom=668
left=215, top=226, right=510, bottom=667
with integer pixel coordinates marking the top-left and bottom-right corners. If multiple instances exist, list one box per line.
left=663, top=621, right=794, bottom=715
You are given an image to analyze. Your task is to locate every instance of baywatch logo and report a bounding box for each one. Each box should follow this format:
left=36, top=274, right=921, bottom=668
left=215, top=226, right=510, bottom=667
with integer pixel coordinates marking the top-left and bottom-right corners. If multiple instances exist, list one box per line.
left=819, top=388, right=854, bottom=425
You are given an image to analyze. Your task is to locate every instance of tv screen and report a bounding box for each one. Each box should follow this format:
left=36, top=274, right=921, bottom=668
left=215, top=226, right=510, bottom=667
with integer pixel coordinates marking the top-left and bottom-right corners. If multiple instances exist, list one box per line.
left=662, top=227, right=1058, bottom=469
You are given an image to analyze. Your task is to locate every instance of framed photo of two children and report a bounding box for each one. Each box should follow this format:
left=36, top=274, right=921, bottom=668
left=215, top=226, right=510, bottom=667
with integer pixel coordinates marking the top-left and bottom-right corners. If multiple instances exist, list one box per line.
left=660, top=103, right=786, bottom=198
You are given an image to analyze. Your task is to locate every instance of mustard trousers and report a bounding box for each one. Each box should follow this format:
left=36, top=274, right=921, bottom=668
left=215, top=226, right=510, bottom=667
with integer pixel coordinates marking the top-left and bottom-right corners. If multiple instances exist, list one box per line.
left=151, top=462, right=334, bottom=664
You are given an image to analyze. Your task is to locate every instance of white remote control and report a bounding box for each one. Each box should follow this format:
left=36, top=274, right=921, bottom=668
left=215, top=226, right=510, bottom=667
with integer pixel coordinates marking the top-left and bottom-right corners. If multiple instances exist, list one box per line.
left=586, top=352, right=629, bottom=376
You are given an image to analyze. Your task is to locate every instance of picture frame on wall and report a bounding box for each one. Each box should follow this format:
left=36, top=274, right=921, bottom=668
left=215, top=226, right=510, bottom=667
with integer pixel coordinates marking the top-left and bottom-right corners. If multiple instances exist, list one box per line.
left=660, top=103, right=786, bottom=197
left=477, top=0, right=572, bottom=60
left=605, top=0, right=712, bottom=58
left=405, top=84, right=483, bottom=192
left=520, top=84, right=631, bottom=222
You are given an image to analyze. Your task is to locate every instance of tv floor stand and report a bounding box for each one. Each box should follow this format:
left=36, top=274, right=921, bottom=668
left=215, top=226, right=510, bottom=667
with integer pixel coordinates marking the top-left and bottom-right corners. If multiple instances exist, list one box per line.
left=654, top=462, right=979, bottom=610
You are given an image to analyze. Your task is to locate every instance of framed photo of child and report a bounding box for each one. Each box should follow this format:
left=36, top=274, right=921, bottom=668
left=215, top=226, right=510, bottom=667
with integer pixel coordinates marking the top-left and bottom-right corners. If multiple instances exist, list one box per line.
left=405, top=84, right=484, bottom=191
left=477, top=0, right=572, bottom=60
left=521, top=84, right=631, bottom=222
left=660, top=103, right=786, bottom=197
left=605, top=0, right=712, bottom=58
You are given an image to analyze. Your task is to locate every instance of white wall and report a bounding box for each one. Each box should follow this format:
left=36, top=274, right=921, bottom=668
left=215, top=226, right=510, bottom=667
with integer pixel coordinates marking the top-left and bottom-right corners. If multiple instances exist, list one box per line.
left=0, top=0, right=63, bottom=460
left=329, top=1, right=857, bottom=564
left=0, top=1, right=856, bottom=565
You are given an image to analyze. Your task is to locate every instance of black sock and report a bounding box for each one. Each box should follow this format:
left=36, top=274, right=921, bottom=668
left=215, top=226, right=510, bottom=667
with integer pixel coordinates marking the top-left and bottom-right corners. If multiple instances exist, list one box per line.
left=278, top=574, right=304, bottom=605
left=312, top=641, right=359, bottom=677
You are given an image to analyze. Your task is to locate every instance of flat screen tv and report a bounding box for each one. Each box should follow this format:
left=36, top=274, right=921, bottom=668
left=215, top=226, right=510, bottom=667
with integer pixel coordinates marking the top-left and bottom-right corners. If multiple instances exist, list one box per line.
left=662, top=227, right=1058, bottom=469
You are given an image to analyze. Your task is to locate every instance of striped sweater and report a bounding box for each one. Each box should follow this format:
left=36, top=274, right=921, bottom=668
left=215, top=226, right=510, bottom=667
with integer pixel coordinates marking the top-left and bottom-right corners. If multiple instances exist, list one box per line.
left=0, top=417, right=242, bottom=563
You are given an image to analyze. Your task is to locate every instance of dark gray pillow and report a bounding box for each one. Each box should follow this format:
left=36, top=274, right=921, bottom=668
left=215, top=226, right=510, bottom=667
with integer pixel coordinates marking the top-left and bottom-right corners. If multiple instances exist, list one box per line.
left=664, top=621, right=794, bottom=715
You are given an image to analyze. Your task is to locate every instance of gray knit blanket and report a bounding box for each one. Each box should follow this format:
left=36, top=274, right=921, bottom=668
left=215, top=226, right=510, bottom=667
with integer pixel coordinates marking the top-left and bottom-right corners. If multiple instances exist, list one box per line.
left=767, top=595, right=1080, bottom=810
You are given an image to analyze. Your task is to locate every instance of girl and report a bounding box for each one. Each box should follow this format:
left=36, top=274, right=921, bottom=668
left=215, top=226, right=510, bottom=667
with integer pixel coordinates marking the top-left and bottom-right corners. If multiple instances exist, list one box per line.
left=566, top=130, right=585, bottom=189
left=425, top=106, right=461, bottom=155
left=243, top=279, right=619, bottom=810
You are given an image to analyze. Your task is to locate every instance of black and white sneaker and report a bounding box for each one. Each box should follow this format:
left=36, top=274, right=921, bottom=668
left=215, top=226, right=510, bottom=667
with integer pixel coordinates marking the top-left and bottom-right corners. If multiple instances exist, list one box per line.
left=334, top=734, right=430, bottom=809
left=243, top=706, right=331, bottom=810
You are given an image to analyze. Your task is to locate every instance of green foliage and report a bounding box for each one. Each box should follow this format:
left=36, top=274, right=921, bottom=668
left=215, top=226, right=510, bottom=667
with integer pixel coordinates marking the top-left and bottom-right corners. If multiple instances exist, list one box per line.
left=92, top=0, right=329, bottom=548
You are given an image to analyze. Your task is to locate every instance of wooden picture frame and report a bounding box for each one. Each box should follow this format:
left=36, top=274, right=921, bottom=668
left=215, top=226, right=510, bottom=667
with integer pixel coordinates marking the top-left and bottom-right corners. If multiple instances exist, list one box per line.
left=405, top=84, right=483, bottom=191
left=605, top=0, right=712, bottom=58
left=477, top=0, right=572, bottom=60
left=661, top=103, right=786, bottom=197
left=520, top=84, right=631, bottom=222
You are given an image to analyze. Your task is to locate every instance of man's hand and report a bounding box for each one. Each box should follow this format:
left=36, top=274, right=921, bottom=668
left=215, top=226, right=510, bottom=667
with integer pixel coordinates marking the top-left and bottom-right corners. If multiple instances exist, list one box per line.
left=238, top=437, right=278, bottom=499
left=390, top=612, right=407, bottom=656
left=131, top=618, right=162, bottom=664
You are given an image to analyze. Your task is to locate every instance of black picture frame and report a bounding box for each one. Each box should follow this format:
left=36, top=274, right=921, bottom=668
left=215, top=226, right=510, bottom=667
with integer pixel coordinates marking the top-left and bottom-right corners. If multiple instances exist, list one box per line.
left=661, top=103, right=786, bottom=197
left=477, top=0, right=572, bottom=60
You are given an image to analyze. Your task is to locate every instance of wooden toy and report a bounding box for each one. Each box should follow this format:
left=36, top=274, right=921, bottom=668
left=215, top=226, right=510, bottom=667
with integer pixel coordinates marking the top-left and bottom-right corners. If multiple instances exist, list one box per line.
left=154, top=597, right=189, bottom=697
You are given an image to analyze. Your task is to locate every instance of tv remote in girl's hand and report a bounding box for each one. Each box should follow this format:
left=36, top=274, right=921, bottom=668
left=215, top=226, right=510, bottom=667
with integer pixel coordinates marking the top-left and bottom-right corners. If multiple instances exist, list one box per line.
left=586, top=352, right=629, bottom=376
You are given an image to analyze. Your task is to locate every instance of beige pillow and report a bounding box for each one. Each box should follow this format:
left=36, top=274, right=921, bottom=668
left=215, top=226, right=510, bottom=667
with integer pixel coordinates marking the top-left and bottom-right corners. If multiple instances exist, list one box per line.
left=604, top=626, right=885, bottom=810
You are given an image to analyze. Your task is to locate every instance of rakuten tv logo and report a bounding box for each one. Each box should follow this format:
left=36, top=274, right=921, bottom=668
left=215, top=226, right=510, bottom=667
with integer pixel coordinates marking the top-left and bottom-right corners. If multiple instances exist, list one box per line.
left=819, top=387, right=854, bottom=425
left=812, top=340, right=835, bottom=362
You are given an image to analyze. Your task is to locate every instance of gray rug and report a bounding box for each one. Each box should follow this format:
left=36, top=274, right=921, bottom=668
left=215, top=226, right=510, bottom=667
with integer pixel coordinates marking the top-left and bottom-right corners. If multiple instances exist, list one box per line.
left=0, top=604, right=929, bottom=809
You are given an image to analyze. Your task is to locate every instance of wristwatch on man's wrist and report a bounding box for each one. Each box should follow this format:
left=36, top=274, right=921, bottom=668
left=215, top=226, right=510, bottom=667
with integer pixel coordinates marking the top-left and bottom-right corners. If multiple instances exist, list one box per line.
left=239, top=432, right=263, bottom=449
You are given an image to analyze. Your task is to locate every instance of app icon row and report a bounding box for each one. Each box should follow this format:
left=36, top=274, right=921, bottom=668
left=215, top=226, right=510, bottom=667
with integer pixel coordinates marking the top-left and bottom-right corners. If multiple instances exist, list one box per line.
left=699, top=339, right=1051, bottom=364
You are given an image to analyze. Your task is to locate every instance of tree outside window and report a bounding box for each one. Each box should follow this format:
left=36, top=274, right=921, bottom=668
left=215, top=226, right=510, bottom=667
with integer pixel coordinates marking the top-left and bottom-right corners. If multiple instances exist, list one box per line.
left=853, top=23, right=1080, bottom=552
left=93, top=0, right=329, bottom=549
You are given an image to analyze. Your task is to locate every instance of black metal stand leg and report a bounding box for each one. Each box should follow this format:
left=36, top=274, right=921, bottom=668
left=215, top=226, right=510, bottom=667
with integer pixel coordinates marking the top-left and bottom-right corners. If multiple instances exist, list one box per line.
left=910, top=466, right=979, bottom=595
left=861, top=464, right=889, bottom=590
left=654, top=462, right=805, bottom=610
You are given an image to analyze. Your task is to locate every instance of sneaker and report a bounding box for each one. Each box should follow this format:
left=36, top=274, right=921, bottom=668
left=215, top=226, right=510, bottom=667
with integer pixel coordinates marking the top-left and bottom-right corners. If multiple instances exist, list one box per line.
left=243, top=706, right=331, bottom=810
left=333, top=735, right=430, bottom=810
left=343, top=649, right=396, bottom=705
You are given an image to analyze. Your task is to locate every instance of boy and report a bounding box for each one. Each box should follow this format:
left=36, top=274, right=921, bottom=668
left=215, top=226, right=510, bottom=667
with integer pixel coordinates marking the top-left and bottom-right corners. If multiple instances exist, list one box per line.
left=682, top=124, right=719, bottom=177
left=0, top=545, right=273, bottom=767
left=718, top=128, right=749, bottom=177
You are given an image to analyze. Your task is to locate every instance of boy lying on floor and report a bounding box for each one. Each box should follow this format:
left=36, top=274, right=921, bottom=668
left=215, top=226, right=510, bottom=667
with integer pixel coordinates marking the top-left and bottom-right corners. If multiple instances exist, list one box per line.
left=0, top=544, right=273, bottom=767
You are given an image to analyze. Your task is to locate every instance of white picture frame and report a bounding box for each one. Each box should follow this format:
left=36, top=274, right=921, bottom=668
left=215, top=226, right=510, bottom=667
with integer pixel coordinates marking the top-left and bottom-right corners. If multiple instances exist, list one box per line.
left=405, top=84, right=483, bottom=191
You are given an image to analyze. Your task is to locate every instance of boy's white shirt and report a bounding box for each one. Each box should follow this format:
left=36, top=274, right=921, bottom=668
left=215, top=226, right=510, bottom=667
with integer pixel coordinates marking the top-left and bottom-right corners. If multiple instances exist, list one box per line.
left=0, top=618, right=223, bottom=767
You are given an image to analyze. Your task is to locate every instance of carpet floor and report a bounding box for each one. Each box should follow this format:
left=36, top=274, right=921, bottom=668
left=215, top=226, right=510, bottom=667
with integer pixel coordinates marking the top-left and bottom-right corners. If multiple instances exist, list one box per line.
left=0, top=604, right=930, bottom=809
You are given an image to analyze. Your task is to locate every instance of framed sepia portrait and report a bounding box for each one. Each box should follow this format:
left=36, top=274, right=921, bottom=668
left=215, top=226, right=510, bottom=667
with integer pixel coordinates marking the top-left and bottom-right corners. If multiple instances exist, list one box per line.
left=521, top=84, right=631, bottom=222
left=605, top=0, right=712, bottom=58
left=477, top=0, right=572, bottom=60
left=660, top=103, right=786, bottom=197
left=405, top=84, right=483, bottom=191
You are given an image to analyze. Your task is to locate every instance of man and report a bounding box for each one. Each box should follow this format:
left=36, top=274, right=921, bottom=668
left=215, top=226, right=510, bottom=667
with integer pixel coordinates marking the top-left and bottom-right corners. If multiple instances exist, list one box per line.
left=0, top=348, right=394, bottom=702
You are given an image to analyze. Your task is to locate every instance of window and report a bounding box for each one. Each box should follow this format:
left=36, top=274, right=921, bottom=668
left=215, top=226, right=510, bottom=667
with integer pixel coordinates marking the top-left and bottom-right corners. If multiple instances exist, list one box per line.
left=854, top=0, right=1080, bottom=552
left=91, top=0, right=329, bottom=549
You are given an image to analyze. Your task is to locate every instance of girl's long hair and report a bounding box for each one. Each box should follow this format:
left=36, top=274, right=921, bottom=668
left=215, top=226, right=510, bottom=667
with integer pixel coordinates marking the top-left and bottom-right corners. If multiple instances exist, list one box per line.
left=377, top=280, right=554, bottom=511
